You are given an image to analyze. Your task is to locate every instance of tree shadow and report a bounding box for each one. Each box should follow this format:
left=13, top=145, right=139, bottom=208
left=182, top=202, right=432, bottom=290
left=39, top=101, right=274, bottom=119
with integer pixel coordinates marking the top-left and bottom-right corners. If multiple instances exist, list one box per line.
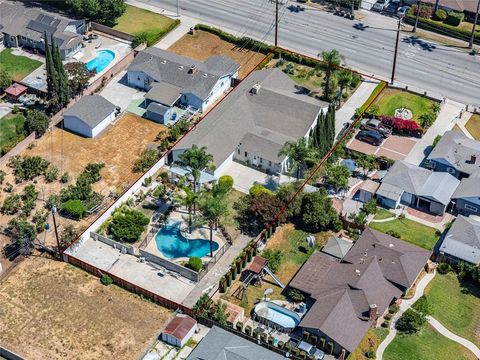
left=353, top=22, right=370, bottom=31
left=459, top=278, right=480, bottom=298
left=287, top=4, right=305, bottom=13
left=402, top=36, right=437, bottom=52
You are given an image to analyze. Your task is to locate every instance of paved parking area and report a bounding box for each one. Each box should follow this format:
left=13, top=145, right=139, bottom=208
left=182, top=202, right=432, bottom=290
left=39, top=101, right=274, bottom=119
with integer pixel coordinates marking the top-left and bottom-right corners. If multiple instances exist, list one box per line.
left=347, top=131, right=417, bottom=160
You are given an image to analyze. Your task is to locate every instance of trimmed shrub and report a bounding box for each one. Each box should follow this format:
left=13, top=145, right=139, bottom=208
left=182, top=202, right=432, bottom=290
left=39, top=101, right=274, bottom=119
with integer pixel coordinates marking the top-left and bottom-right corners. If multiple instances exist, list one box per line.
left=61, top=199, right=86, bottom=219
left=396, top=309, right=426, bottom=333
left=381, top=319, right=390, bottom=328
left=268, top=336, right=275, bottom=346
left=186, top=256, right=203, bottom=272
left=384, top=313, right=392, bottom=320
left=236, top=321, right=244, bottom=331
left=249, top=183, right=273, bottom=197
left=109, top=208, right=150, bottom=243
left=100, top=274, right=113, bottom=286
left=318, top=337, right=326, bottom=350
left=303, top=331, right=310, bottom=341
left=446, top=11, right=464, bottom=26
left=252, top=327, right=259, bottom=339
left=299, top=351, right=307, bottom=359
left=434, top=9, right=447, bottom=21
left=217, top=175, right=234, bottom=193
left=277, top=341, right=285, bottom=349
left=327, top=341, right=334, bottom=354
left=437, top=262, right=452, bottom=274
left=260, top=332, right=268, bottom=343
left=389, top=304, right=400, bottom=314
left=244, top=325, right=252, bottom=336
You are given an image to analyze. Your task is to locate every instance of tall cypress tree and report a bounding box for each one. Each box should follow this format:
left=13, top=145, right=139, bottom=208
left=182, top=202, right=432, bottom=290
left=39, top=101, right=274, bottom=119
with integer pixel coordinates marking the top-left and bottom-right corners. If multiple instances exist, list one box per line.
left=44, top=32, right=59, bottom=99
left=51, top=34, right=70, bottom=108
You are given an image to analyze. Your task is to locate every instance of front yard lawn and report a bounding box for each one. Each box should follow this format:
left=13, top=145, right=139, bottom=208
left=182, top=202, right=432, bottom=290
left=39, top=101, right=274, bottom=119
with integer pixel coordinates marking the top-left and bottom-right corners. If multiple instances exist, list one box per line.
left=0, top=113, right=26, bottom=155
left=373, top=208, right=395, bottom=220
left=425, top=272, right=480, bottom=346
left=0, top=48, right=42, bottom=81
left=465, top=113, right=480, bottom=141
left=384, top=324, right=477, bottom=360
left=373, top=88, right=437, bottom=123
left=348, top=328, right=389, bottom=360
left=113, top=5, right=178, bottom=46
left=368, top=218, right=439, bottom=250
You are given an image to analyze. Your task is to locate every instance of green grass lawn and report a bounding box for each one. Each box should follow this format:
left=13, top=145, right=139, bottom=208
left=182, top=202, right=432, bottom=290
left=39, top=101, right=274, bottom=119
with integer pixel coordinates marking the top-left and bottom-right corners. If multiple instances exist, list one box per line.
left=113, top=5, right=178, bottom=46
left=465, top=114, right=480, bottom=141
left=368, top=218, right=439, bottom=250
left=0, top=49, right=42, bottom=81
left=373, top=208, right=395, bottom=220
left=0, top=113, right=26, bottom=154
left=373, top=88, right=437, bottom=123
left=221, top=189, right=244, bottom=241
left=384, top=324, right=477, bottom=360
left=348, top=328, right=389, bottom=360
left=425, top=272, right=480, bottom=346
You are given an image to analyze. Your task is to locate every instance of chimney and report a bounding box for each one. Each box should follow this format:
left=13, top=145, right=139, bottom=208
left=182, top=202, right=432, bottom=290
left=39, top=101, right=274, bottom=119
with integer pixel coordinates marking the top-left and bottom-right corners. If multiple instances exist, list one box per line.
left=369, top=304, right=378, bottom=322
left=251, top=83, right=261, bottom=95
left=470, top=155, right=477, bottom=164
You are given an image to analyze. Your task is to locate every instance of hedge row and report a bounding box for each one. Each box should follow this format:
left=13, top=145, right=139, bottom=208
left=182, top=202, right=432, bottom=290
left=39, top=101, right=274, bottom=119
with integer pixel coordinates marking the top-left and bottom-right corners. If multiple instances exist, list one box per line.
left=133, top=19, right=181, bottom=47
left=405, top=15, right=480, bottom=45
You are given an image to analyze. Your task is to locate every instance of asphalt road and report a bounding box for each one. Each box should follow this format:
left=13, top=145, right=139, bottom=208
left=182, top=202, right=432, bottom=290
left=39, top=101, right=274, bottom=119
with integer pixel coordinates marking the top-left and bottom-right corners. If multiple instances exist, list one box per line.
left=133, top=0, right=480, bottom=106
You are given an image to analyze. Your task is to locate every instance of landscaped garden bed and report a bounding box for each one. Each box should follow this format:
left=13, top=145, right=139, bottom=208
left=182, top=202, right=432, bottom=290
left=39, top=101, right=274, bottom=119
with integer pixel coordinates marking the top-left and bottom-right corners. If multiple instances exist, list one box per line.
left=347, top=328, right=389, bottom=360
left=0, top=48, right=42, bottom=81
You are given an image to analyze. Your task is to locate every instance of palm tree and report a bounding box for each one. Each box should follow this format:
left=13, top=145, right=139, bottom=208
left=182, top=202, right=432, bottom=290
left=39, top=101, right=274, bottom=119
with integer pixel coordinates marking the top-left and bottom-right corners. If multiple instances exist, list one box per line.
left=278, top=138, right=315, bottom=180
left=337, top=70, right=353, bottom=105
left=175, top=145, right=213, bottom=212
left=197, top=192, right=228, bottom=257
left=174, top=184, right=198, bottom=234
left=319, top=49, right=343, bottom=101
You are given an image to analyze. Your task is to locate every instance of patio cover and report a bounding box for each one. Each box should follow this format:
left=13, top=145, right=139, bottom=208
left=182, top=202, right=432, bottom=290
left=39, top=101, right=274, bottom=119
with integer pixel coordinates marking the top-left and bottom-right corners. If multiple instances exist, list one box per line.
left=169, top=166, right=217, bottom=183
left=145, top=82, right=182, bottom=106
left=5, top=83, right=27, bottom=97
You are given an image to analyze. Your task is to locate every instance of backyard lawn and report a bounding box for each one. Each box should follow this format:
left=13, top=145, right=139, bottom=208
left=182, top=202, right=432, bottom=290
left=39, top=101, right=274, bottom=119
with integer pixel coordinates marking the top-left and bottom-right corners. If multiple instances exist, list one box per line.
left=465, top=113, right=480, bottom=141
left=221, top=189, right=244, bottom=241
left=372, top=88, right=437, bottom=123
left=0, top=113, right=26, bottom=154
left=383, top=324, right=477, bottom=360
left=368, top=218, right=439, bottom=250
left=373, top=207, right=395, bottom=220
left=0, top=48, right=42, bottom=81
left=113, top=4, right=178, bottom=46
left=348, top=328, right=389, bottom=360
left=425, top=272, right=480, bottom=346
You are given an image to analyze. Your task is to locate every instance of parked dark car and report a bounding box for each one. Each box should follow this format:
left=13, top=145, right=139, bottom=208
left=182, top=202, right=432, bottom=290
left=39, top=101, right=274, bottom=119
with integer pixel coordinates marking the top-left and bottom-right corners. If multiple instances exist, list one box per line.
left=360, top=118, right=392, bottom=138
left=356, top=130, right=384, bottom=146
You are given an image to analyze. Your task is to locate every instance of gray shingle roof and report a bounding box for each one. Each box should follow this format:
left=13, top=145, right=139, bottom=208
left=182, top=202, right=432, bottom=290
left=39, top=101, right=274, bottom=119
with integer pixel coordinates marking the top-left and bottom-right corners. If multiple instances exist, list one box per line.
left=186, top=326, right=285, bottom=360
left=174, top=68, right=329, bottom=168
left=128, top=47, right=239, bottom=101
left=290, top=228, right=431, bottom=353
left=380, top=160, right=459, bottom=205
left=440, top=215, right=480, bottom=265
left=427, top=130, right=480, bottom=176
left=146, top=102, right=169, bottom=116
left=0, top=1, right=83, bottom=50
left=145, top=82, right=182, bottom=106
left=64, top=95, right=116, bottom=128
left=321, top=236, right=353, bottom=259
left=452, top=173, right=480, bottom=199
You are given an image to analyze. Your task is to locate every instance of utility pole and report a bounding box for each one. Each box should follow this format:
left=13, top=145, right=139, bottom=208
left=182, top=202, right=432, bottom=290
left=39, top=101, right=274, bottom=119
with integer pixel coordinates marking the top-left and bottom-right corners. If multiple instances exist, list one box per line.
left=469, top=0, right=480, bottom=49
left=51, top=206, right=61, bottom=259
left=391, top=16, right=402, bottom=84
left=413, top=0, right=421, bottom=33
left=275, top=0, right=279, bottom=47
left=176, top=0, right=180, bottom=17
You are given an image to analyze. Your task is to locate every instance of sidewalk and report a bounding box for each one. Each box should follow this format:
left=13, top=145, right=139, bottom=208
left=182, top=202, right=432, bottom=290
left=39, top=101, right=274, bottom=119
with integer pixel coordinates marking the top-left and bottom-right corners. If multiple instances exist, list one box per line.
left=404, top=99, right=465, bottom=165
left=335, top=79, right=380, bottom=138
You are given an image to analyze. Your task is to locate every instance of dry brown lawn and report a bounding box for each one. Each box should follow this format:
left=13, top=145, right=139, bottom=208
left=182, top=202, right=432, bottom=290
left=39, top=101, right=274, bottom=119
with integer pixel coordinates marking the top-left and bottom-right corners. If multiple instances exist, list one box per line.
left=168, top=30, right=267, bottom=79
left=0, top=256, right=172, bottom=360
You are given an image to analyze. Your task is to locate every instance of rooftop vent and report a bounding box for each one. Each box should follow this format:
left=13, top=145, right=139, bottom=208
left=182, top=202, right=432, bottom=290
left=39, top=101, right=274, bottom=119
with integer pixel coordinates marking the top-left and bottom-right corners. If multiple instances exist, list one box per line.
left=389, top=243, right=394, bottom=248
left=178, top=65, right=184, bottom=70
left=188, top=64, right=197, bottom=74
left=470, top=155, right=477, bottom=164
left=251, top=83, right=261, bottom=95
left=355, top=269, right=361, bottom=276
left=203, top=73, right=208, bottom=77
left=161, top=59, right=167, bottom=64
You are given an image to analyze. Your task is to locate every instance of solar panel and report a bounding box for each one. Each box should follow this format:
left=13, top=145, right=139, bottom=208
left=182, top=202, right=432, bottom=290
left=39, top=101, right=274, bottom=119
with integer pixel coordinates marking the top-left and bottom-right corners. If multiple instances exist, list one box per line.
left=26, top=19, right=56, bottom=35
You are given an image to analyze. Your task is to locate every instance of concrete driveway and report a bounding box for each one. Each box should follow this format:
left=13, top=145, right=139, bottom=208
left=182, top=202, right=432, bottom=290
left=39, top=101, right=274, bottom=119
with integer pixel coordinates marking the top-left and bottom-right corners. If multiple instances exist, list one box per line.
left=347, top=131, right=417, bottom=160
left=99, top=70, right=145, bottom=111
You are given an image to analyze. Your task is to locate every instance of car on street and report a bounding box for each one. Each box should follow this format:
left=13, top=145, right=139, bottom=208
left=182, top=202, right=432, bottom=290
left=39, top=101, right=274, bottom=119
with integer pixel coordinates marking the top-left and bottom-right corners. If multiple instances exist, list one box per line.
left=360, top=118, right=392, bottom=138
left=372, top=0, right=390, bottom=11
left=397, top=5, right=410, bottom=17
left=356, top=130, right=384, bottom=146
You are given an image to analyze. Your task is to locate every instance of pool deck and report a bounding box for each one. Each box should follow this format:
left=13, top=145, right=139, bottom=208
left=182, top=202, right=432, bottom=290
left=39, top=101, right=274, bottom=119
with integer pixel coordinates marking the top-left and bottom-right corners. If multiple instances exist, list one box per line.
left=143, top=209, right=225, bottom=264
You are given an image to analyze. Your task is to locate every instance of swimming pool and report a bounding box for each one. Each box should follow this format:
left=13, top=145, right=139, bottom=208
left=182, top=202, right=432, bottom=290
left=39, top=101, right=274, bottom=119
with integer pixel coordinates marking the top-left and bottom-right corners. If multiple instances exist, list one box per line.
left=86, top=50, right=115, bottom=73
left=254, top=301, right=301, bottom=331
left=155, top=220, right=219, bottom=259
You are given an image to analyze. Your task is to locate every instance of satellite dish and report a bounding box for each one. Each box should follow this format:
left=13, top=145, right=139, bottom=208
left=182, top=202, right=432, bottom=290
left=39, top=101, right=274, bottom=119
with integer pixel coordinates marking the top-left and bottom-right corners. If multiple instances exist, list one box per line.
left=264, top=288, right=273, bottom=296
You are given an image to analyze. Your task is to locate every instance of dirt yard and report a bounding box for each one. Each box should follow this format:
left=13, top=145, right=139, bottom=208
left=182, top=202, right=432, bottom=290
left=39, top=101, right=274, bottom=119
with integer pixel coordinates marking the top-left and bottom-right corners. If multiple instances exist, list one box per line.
left=168, top=30, right=267, bottom=79
left=0, top=256, right=172, bottom=360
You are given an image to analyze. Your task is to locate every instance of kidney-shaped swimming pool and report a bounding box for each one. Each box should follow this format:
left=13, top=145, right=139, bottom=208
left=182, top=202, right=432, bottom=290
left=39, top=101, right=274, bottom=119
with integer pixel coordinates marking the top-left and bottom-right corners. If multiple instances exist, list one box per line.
left=86, top=49, right=115, bottom=74
left=155, top=220, right=219, bottom=259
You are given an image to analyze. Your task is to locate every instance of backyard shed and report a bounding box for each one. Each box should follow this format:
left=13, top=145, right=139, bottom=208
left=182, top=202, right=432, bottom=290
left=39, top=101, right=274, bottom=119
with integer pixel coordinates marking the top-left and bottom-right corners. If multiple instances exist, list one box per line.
left=356, top=179, right=380, bottom=203
left=161, top=314, right=197, bottom=347
left=63, top=95, right=117, bottom=138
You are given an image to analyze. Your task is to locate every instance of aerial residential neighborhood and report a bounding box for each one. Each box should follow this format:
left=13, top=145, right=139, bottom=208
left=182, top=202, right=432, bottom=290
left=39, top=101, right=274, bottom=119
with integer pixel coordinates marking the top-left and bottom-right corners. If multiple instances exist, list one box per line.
left=0, top=0, right=479, bottom=360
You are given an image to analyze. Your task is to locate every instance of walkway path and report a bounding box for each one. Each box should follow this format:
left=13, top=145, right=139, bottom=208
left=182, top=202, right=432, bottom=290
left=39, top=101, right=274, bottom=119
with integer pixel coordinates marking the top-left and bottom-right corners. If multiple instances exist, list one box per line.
left=181, top=233, right=251, bottom=307
left=427, top=316, right=480, bottom=358
left=334, top=79, right=380, bottom=138
left=404, top=99, right=465, bottom=166
left=376, top=271, right=436, bottom=360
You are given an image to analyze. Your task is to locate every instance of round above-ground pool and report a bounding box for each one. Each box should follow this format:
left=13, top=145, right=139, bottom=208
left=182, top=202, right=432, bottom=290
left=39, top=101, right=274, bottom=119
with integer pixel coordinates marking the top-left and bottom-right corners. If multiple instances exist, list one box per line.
left=155, top=220, right=219, bottom=259
left=254, top=301, right=301, bottom=331
left=86, top=49, right=115, bottom=73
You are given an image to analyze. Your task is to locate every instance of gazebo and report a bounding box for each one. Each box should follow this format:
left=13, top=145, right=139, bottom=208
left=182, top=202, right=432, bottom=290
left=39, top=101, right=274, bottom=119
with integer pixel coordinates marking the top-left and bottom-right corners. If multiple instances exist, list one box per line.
left=4, top=83, right=28, bottom=102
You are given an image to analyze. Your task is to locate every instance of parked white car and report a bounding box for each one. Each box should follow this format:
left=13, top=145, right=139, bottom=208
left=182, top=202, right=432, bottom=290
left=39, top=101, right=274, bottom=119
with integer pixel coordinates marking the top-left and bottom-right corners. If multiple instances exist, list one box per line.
left=372, top=0, right=390, bottom=11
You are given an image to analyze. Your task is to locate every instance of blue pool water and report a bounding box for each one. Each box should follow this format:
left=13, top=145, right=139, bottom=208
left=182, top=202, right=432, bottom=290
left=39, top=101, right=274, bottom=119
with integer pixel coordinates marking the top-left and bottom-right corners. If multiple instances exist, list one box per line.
left=254, top=301, right=301, bottom=329
left=86, top=50, right=115, bottom=73
left=155, top=220, right=219, bottom=259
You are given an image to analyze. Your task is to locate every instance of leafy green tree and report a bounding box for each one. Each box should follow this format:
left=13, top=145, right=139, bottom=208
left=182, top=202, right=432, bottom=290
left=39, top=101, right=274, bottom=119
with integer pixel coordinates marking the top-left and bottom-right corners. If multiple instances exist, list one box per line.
left=214, top=175, right=234, bottom=195
left=109, top=207, right=150, bottom=242
left=133, top=148, right=159, bottom=173
left=32, top=209, right=48, bottom=233
left=174, top=184, right=198, bottom=233
left=197, top=192, right=229, bottom=257
left=45, top=165, right=59, bottom=183
left=362, top=198, right=378, bottom=215
left=324, top=164, right=350, bottom=192
left=175, top=145, right=214, bottom=193
left=337, top=69, right=353, bottom=104
left=412, top=295, right=433, bottom=316
left=59, top=223, right=78, bottom=248
left=193, top=293, right=212, bottom=318
left=64, top=62, right=96, bottom=95
left=300, top=189, right=341, bottom=232
left=1, top=194, right=22, bottom=215
left=66, top=0, right=126, bottom=26
left=319, top=49, right=343, bottom=100
left=8, top=155, right=50, bottom=182
left=249, top=192, right=287, bottom=228
left=8, top=217, right=37, bottom=246
left=420, top=113, right=435, bottom=128
left=276, top=182, right=303, bottom=219
left=279, top=138, right=315, bottom=180
left=82, top=162, right=105, bottom=183
left=60, top=172, right=70, bottom=183
left=25, top=109, right=50, bottom=137
left=396, top=309, right=426, bottom=333
left=356, top=154, right=378, bottom=177
left=61, top=199, right=87, bottom=219
left=211, top=300, right=229, bottom=326
left=0, top=69, right=12, bottom=92
left=249, top=184, right=273, bottom=197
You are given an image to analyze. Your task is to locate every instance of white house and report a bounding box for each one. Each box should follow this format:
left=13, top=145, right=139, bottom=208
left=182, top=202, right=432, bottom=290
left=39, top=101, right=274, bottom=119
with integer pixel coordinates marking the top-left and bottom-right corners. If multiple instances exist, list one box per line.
left=172, top=68, right=329, bottom=177
left=126, top=48, right=239, bottom=113
left=63, top=95, right=117, bottom=138
left=161, top=314, right=197, bottom=348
